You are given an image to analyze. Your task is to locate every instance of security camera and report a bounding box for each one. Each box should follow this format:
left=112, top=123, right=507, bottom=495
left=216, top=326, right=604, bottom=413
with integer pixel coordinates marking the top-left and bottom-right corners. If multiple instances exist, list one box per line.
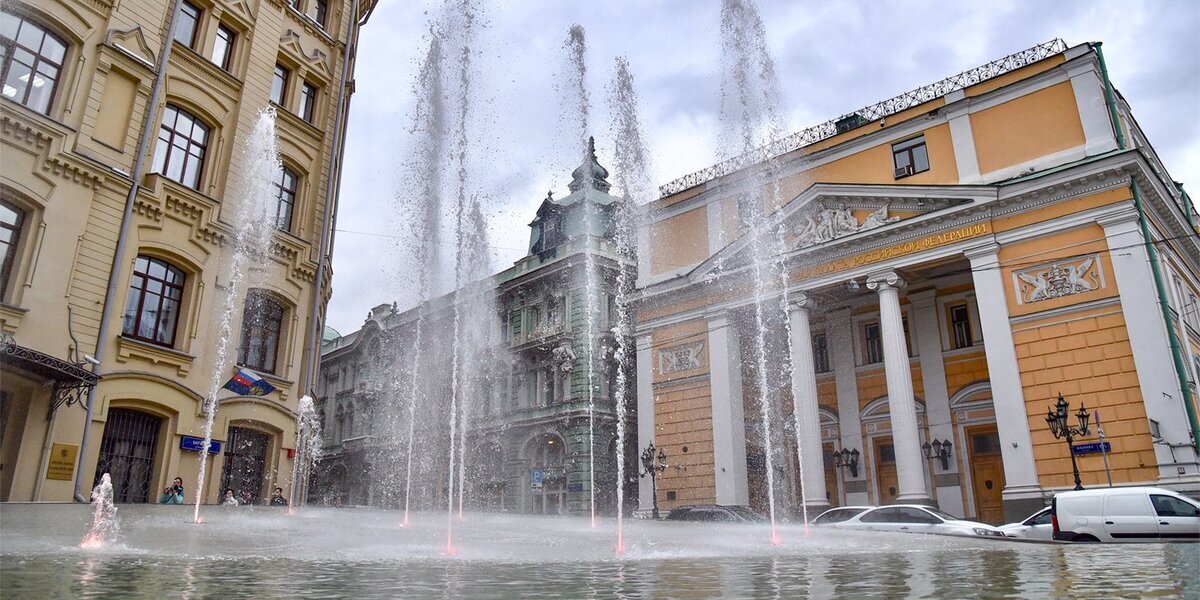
left=84, top=355, right=101, bottom=366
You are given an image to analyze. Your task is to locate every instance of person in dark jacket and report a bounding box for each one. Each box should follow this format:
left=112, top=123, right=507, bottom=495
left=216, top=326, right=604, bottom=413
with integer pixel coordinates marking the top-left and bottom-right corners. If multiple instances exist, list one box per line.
left=270, top=487, right=288, bottom=506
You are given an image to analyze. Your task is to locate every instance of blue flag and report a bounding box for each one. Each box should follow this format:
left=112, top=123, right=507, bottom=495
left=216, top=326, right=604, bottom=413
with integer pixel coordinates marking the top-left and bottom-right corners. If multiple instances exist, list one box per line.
left=222, top=368, right=276, bottom=396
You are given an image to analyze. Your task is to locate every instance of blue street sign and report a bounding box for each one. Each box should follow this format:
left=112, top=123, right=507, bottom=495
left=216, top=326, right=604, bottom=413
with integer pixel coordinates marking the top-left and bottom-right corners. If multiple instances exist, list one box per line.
left=531, top=470, right=544, bottom=483
left=567, top=482, right=583, bottom=492
left=1072, top=442, right=1111, bottom=455
left=180, top=436, right=222, bottom=454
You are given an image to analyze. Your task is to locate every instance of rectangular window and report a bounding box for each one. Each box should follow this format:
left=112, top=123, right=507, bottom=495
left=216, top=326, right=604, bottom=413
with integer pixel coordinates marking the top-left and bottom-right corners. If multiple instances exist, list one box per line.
left=274, top=167, right=298, bottom=231
left=812, top=333, right=830, bottom=373
left=211, top=23, right=234, bottom=71
left=950, top=304, right=973, bottom=349
left=864, top=322, right=883, bottom=364
left=238, top=291, right=284, bottom=374
left=312, top=0, right=328, bottom=28
left=299, top=81, right=317, bottom=123
left=174, top=1, right=201, bottom=49
left=892, top=135, right=929, bottom=178
left=271, top=64, right=289, bottom=105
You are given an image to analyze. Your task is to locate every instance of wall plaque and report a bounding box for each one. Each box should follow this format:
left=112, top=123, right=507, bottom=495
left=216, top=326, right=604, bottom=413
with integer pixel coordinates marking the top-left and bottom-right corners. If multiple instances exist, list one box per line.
left=45, top=443, right=78, bottom=481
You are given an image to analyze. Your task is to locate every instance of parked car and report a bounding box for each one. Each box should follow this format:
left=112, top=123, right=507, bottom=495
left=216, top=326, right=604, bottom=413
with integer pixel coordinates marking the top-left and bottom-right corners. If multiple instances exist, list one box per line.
left=835, top=505, right=1006, bottom=537
left=998, top=506, right=1053, bottom=541
left=1051, top=486, right=1199, bottom=542
left=811, top=506, right=873, bottom=526
left=663, top=505, right=767, bottom=523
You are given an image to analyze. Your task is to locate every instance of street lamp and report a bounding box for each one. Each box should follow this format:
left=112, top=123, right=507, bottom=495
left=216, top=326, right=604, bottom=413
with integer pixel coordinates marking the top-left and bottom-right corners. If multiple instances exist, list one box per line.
left=1045, top=392, right=1091, bottom=491
left=640, top=441, right=667, bottom=519
left=922, top=439, right=953, bottom=471
left=833, top=447, right=860, bottom=478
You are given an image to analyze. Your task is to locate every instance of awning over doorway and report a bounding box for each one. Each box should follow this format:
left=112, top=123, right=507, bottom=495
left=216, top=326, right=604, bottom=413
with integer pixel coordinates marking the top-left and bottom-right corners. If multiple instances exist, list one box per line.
left=0, top=333, right=100, bottom=418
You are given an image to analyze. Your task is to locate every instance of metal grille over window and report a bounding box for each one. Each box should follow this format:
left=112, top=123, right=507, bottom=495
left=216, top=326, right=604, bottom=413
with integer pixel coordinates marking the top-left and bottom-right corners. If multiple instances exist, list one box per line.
left=122, top=256, right=185, bottom=346
left=94, top=409, right=162, bottom=503
left=220, top=426, right=271, bottom=505
left=0, top=10, right=66, bottom=115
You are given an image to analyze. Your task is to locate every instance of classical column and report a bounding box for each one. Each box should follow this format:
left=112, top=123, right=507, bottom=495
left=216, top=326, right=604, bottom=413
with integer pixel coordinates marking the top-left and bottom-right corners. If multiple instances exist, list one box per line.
left=708, top=313, right=750, bottom=505
left=635, top=334, right=656, bottom=513
left=910, top=289, right=964, bottom=516
left=829, top=308, right=867, bottom=505
left=964, top=244, right=1042, bottom=521
left=866, top=271, right=931, bottom=504
left=1098, top=211, right=1200, bottom=483
left=788, top=293, right=830, bottom=513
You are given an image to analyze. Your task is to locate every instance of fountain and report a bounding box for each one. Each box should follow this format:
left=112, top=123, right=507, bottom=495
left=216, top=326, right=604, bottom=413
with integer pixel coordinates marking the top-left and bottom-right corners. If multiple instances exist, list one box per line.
left=79, top=474, right=118, bottom=549
left=193, top=107, right=282, bottom=523
left=289, top=396, right=323, bottom=510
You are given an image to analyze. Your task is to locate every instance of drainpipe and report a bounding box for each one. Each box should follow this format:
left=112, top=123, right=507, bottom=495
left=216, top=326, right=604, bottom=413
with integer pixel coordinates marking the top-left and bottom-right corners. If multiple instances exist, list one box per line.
left=73, top=0, right=186, bottom=502
left=1092, top=42, right=1127, bottom=152
left=296, top=0, right=367, bottom=505
left=1132, top=180, right=1200, bottom=456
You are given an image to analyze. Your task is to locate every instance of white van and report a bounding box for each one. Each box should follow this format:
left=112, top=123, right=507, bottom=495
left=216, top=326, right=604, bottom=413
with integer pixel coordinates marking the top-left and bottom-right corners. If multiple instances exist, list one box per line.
left=1051, top=486, right=1199, bottom=542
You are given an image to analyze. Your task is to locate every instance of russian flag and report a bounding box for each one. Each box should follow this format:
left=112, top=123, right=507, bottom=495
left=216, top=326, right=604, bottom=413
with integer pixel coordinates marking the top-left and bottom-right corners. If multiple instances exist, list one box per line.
left=222, top=368, right=277, bottom=396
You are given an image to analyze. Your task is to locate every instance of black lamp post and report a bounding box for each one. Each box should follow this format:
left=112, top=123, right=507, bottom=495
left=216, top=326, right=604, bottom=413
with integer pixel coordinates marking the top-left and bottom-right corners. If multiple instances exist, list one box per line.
left=833, top=447, right=860, bottom=478
left=1045, top=392, right=1091, bottom=491
left=640, top=441, right=667, bottom=519
left=922, top=438, right=954, bottom=471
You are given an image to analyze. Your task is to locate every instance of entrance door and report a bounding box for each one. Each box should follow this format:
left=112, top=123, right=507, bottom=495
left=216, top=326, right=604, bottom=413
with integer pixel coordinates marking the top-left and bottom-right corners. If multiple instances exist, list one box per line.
left=95, top=408, right=161, bottom=503
left=823, top=442, right=840, bottom=506
left=968, top=426, right=1006, bottom=523
left=221, top=426, right=271, bottom=505
left=874, top=438, right=898, bottom=504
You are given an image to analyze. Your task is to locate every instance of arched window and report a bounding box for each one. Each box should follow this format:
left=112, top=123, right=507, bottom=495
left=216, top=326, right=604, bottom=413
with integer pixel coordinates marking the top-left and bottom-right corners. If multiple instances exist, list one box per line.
left=122, top=255, right=186, bottom=346
left=0, top=198, right=25, bottom=300
left=274, top=166, right=298, bottom=231
left=151, top=104, right=210, bottom=190
left=0, top=10, right=67, bottom=115
left=238, top=290, right=285, bottom=374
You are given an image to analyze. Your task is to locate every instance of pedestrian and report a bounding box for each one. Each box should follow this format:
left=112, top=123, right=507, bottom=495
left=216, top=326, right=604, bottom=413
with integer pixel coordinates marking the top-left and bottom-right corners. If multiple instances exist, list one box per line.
left=159, top=477, right=185, bottom=504
left=270, top=487, right=288, bottom=507
left=222, top=489, right=239, bottom=506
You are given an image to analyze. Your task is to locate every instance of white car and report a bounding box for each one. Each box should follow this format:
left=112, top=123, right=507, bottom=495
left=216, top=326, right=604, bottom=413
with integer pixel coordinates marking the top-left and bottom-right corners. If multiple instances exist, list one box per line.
left=811, top=506, right=873, bottom=526
left=998, top=506, right=1053, bottom=541
left=1052, top=486, right=1199, bottom=542
left=835, top=504, right=1006, bottom=537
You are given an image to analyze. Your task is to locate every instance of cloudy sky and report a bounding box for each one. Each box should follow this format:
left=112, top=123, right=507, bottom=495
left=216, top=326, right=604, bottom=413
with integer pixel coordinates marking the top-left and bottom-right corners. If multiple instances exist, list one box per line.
left=326, top=0, right=1200, bottom=336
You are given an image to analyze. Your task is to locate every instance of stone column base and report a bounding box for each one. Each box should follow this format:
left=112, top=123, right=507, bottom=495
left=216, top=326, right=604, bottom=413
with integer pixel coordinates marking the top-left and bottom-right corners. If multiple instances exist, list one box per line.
left=1001, top=484, right=1047, bottom=523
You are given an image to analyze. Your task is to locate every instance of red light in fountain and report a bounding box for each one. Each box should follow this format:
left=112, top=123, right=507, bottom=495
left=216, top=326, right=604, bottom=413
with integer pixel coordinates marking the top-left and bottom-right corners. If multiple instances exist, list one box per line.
left=442, top=533, right=458, bottom=557
left=79, top=534, right=103, bottom=549
left=770, top=529, right=781, bottom=546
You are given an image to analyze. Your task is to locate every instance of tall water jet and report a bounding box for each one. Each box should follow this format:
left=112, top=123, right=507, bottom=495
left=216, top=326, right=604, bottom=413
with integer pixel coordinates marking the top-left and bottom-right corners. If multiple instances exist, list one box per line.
left=289, top=395, right=323, bottom=511
left=80, top=473, right=118, bottom=549
left=562, top=22, right=599, bottom=527
left=607, top=55, right=653, bottom=552
left=193, top=107, right=281, bottom=524
left=717, top=0, right=794, bottom=544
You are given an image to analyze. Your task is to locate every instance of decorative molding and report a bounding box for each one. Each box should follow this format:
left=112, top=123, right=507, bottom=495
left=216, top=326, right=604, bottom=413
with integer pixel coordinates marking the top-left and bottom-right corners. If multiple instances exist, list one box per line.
left=114, top=335, right=195, bottom=377
left=279, top=29, right=334, bottom=82
left=657, top=341, right=705, bottom=374
left=794, top=203, right=900, bottom=249
left=1, top=113, right=105, bottom=190
left=103, top=26, right=156, bottom=68
left=1013, top=253, right=1104, bottom=304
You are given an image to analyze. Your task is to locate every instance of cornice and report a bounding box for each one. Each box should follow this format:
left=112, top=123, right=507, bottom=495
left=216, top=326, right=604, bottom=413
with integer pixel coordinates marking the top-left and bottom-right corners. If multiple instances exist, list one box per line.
left=169, top=44, right=242, bottom=101
left=0, top=112, right=105, bottom=190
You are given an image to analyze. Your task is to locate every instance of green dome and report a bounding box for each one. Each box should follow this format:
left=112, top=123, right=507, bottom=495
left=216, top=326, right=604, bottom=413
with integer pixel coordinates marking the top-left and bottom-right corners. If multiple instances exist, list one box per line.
left=323, top=325, right=342, bottom=342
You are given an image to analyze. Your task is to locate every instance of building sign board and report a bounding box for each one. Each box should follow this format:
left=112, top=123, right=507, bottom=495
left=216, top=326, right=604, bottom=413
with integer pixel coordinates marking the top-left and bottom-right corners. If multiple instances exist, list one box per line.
left=567, top=482, right=583, bottom=492
left=530, top=469, right=544, bottom=490
left=45, top=443, right=78, bottom=481
left=1071, top=442, right=1111, bottom=455
left=794, top=222, right=991, bottom=281
left=180, top=436, right=223, bottom=454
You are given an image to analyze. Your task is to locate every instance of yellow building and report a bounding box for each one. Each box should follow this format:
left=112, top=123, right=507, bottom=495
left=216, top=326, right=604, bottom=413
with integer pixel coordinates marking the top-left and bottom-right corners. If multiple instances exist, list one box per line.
left=0, top=0, right=373, bottom=504
left=633, top=40, right=1200, bottom=523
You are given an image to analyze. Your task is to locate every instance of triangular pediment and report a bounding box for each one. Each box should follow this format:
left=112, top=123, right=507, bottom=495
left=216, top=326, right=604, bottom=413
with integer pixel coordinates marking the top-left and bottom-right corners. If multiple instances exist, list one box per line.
left=104, top=26, right=156, bottom=67
left=689, top=182, right=995, bottom=282
left=280, top=29, right=333, bottom=81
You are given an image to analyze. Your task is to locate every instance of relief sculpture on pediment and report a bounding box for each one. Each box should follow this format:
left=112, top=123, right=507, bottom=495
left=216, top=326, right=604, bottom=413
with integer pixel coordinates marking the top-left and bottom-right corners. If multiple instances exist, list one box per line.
left=794, top=203, right=900, bottom=249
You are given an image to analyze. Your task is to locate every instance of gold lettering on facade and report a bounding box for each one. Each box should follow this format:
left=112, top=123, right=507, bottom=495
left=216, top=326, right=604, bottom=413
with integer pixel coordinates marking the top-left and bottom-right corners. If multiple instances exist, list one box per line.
left=45, top=443, right=79, bottom=481
left=795, top=223, right=990, bottom=280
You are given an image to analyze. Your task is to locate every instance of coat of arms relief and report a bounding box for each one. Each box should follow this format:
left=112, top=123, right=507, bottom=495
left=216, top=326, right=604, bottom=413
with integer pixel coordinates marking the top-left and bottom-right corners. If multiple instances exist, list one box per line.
left=1013, top=254, right=1104, bottom=304
left=658, top=342, right=705, bottom=374
left=793, top=203, right=900, bottom=249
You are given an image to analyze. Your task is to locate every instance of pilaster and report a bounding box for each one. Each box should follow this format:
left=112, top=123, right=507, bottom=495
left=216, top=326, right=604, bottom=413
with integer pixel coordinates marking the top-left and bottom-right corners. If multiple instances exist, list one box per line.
left=708, top=313, right=749, bottom=505
left=635, top=334, right=656, bottom=512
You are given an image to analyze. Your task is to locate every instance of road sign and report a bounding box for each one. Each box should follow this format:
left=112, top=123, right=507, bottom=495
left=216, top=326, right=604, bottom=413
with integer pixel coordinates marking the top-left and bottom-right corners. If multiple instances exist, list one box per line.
left=567, top=482, right=583, bottom=492
left=180, top=436, right=223, bottom=454
left=1072, top=442, right=1111, bottom=455
left=530, top=469, right=544, bottom=490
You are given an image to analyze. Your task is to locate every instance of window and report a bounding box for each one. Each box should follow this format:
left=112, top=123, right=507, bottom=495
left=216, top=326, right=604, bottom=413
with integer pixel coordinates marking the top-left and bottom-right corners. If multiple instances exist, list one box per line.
left=274, top=166, right=298, bottom=231
left=238, top=290, right=285, bottom=374
left=152, top=105, right=209, bottom=189
left=864, top=322, right=883, bottom=364
left=312, top=0, right=328, bottom=28
left=1151, top=495, right=1200, bottom=517
left=860, top=507, right=901, bottom=523
left=299, top=81, right=316, bottom=123
left=0, top=10, right=67, bottom=115
left=174, top=1, right=201, bottom=49
left=950, top=304, right=973, bottom=349
left=211, top=23, right=235, bottom=71
left=892, top=135, right=929, bottom=178
left=271, top=64, right=289, bottom=105
left=288, top=0, right=301, bottom=10
left=122, top=256, right=186, bottom=346
left=0, top=199, right=24, bottom=299
left=812, top=333, right=829, bottom=373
